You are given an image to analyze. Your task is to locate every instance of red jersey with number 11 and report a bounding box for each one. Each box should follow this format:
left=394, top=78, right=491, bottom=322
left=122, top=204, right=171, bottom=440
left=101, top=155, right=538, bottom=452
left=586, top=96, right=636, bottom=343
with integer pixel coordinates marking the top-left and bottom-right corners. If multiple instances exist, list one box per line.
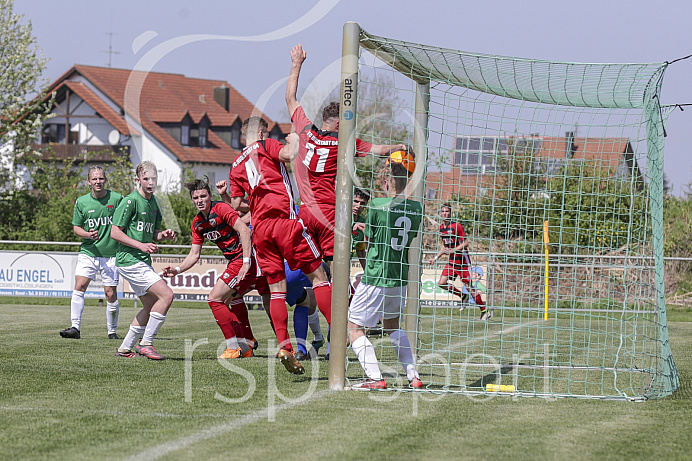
left=229, top=138, right=297, bottom=222
left=292, top=106, right=372, bottom=213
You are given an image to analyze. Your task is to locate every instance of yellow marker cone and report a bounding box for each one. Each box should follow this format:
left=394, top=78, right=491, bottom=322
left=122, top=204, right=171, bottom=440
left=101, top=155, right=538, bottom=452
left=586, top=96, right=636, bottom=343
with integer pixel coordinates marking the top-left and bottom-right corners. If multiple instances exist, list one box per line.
left=486, top=384, right=516, bottom=392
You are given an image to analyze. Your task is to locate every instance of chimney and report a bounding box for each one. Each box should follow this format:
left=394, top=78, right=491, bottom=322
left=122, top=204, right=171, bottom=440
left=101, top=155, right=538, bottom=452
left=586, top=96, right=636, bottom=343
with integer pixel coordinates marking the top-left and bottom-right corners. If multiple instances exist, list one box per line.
left=214, top=85, right=230, bottom=111
left=565, top=131, right=576, bottom=159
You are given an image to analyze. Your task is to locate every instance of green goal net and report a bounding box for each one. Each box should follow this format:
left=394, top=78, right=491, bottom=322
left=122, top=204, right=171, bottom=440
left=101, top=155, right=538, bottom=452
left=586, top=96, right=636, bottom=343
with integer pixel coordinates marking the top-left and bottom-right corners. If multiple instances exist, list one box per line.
left=330, top=22, right=679, bottom=400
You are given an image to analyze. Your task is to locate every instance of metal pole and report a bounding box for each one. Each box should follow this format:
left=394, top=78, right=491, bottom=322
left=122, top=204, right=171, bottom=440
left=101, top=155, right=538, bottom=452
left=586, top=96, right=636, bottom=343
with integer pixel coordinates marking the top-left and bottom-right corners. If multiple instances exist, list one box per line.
left=329, top=21, right=360, bottom=390
left=404, top=81, right=430, bottom=357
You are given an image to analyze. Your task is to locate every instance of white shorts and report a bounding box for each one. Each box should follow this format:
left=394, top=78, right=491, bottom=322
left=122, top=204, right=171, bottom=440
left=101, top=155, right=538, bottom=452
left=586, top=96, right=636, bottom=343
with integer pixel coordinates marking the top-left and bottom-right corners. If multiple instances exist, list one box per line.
left=75, top=254, right=119, bottom=286
left=348, top=283, right=407, bottom=328
left=117, top=261, right=162, bottom=297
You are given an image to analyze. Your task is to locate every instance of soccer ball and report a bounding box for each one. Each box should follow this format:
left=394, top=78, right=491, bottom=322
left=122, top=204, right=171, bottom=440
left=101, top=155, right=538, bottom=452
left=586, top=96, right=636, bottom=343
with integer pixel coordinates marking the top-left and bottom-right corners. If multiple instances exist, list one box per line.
left=386, top=149, right=416, bottom=176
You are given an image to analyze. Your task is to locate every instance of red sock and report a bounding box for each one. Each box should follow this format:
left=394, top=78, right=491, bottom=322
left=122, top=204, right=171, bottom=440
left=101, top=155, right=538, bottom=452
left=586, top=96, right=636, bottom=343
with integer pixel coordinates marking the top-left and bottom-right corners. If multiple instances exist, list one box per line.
left=269, top=292, right=292, bottom=352
left=208, top=301, right=238, bottom=340
left=447, top=285, right=463, bottom=298
left=474, top=293, right=485, bottom=306
left=230, top=298, right=254, bottom=340
left=313, top=281, right=332, bottom=325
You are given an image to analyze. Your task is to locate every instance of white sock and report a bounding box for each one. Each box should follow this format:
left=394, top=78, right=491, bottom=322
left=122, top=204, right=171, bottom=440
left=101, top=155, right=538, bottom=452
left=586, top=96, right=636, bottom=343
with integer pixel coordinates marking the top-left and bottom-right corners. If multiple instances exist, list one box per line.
left=308, top=311, right=323, bottom=341
left=351, top=335, right=382, bottom=380
left=389, top=329, right=419, bottom=381
left=140, top=312, right=166, bottom=346
left=70, top=290, right=85, bottom=330
left=106, top=301, right=119, bottom=334
left=238, top=338, right=251, bottom=353
left=225, top=336, right=240, bottom=350
left=119, top=325, right=145, bottom=352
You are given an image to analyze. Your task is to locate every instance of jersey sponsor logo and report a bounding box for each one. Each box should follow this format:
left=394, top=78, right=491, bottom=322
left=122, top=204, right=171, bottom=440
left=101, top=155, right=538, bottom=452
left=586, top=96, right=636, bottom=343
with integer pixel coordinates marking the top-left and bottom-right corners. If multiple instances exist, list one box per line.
left=88, top=209, right=95, bottom=213
left=209, top=218, right=216, bottom=226
left=204, top=230, right=222, bottom=241
left=136, top=221, right=154, bottom=233
left=87, top=216, right=113, bottom=229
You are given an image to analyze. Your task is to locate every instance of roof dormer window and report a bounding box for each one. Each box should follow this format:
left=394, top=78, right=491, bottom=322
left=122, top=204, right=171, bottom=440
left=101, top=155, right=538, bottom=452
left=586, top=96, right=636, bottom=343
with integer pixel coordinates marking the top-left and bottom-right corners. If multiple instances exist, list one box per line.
left=181, top=117, right=191, bottom=146
left=198, top=118, right=209, bottom=148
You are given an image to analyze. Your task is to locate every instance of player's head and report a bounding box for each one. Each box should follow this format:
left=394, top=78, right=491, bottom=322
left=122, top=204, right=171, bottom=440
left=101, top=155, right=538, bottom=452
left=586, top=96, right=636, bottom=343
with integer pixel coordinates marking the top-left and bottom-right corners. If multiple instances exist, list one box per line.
left=241, top=116, right=269, bottom=144
left=185, top=176, right=213, bottom=213
left=86, top=166, right=107, bottom=192
left=321, top=101, right=339, bottom=130
left=135, top=161, right=158, bottom=195
left=352, top=188, right=370, bottom=216
left=378, top=161, right=409, bottom=195
left=440, top=203, right=452, bottom=220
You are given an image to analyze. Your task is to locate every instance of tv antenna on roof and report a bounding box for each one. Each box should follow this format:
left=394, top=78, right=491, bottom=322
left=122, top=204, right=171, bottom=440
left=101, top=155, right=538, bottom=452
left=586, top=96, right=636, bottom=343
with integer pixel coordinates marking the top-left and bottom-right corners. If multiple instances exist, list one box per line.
left=100, top=13, right=120, bottom=68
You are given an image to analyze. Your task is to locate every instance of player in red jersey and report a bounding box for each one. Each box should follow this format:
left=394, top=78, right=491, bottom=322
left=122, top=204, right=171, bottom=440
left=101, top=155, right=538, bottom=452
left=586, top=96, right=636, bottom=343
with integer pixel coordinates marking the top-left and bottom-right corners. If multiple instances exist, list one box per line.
left=226, top=116, right=333, bottom=375
left=286, top=43, right=407, bottom=266
left=428, top=203, right=490, bottom=320
left=161, top=177, right=265, bottom=359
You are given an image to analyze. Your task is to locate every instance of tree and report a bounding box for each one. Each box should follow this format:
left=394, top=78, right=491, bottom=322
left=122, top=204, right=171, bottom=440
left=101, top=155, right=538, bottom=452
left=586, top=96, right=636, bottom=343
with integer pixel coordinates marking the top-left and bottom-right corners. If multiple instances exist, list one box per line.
left=0, top=0, right=52, bottom=188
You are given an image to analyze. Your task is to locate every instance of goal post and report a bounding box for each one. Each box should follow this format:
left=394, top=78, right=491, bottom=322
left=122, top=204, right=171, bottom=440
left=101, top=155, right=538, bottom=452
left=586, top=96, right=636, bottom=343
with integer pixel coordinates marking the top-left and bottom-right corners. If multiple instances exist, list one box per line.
left=330, top=22, right=679, bottom=400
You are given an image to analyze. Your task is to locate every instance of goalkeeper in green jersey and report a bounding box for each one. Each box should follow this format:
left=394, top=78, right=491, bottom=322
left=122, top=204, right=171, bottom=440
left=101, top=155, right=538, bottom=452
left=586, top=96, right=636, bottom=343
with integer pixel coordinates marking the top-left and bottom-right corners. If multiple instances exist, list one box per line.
left=347, top=156, right=424, bottom=390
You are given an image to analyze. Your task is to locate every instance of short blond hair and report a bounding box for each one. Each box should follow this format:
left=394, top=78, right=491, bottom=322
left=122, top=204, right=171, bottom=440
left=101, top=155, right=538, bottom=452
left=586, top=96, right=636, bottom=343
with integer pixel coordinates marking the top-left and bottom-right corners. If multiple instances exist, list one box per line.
left=135, top=161, right=157, bottom=178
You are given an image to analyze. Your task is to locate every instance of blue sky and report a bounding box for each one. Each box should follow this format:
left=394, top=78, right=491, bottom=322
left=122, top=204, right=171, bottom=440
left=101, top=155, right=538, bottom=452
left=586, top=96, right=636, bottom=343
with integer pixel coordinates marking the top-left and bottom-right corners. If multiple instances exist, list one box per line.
left=16, top=0, right=692, bottom=195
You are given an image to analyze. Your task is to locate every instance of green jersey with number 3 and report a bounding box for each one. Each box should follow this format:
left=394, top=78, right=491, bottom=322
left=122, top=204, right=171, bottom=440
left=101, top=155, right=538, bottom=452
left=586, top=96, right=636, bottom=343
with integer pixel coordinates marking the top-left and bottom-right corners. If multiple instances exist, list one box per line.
left=112, top=191, right=162, bottom=267
left=361, top=197, right=423, bottom=287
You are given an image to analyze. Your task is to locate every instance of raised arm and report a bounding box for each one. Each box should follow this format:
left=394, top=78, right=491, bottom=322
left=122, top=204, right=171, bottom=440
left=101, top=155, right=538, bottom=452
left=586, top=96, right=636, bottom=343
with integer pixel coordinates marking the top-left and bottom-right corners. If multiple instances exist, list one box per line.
left=278, top=132, right=300, bottom=163
left=369, top=143, right=408, bottom=157
left=286, top=44, right=306, bottom=119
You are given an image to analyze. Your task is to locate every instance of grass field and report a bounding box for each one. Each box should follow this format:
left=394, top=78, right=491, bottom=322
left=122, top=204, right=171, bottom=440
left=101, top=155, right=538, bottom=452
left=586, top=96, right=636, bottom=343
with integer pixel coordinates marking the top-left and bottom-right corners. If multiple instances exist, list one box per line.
left=1, top=298, right=691, bottom=460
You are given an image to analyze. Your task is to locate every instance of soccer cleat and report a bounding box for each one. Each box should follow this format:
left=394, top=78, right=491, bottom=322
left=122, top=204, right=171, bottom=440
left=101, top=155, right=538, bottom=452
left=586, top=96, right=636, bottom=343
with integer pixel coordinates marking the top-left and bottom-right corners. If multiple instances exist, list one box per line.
left=479, top=310, right=493, bottom=321
left=108, top=333, right=119, bottom=340
left=311, top=338, right=324, bottom=353
left=246, top=338, right=259, bottom=351
left=294, top=350, right=310, bottom=361
left=241, top=348, right=254, bottom=358
left=218, top=347, right=242, bottom=359
left=351, top=379, right=387, bottom=390
left=115, top=349, right=136, bottom=358
left=135, top=344, right=165, bottom=360
left=59, top=326, right=81, bottom=339
left=409, top=377, right=423, bottom=389
left=459, top=304, right=467, bottom=313
left=324, top=352, right=330, bottom=361
left=277, top=349, right=305, bottom=375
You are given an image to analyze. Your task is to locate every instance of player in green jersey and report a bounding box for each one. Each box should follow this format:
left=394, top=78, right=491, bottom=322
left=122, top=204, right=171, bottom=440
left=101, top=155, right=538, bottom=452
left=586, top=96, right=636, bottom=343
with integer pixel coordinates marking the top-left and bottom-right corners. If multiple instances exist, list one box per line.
left=60, top=166, right=123, bottom=340
left=347, top=158, right=424, bottom=390
left=351, top=188, right=370, bottom=270
left=111, top=161, right=176, bottom=360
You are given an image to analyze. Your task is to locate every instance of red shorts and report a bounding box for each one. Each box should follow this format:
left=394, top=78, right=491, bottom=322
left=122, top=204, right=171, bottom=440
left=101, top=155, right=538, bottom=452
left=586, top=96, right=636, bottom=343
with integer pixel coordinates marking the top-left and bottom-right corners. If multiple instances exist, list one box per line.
left=299, top=205, right=335, bottom=258
left=442, top=263, right=470, bottom=285
left=221, top=257, right=269, bottom=295
left=252, top=217, right=322, bottom=284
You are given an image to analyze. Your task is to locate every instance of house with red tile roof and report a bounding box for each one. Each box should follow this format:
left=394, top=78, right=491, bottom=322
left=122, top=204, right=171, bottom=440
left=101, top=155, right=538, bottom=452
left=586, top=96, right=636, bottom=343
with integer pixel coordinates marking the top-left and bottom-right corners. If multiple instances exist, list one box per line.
left=425, top=134, right=643, bottom=203
left=35, top=65, right=290, bottom=190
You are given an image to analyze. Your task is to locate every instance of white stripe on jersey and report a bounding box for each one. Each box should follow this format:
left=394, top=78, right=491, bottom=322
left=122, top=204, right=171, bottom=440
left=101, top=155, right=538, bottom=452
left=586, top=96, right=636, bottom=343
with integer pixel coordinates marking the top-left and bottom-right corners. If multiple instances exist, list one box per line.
left=279, top=163, right=296, bottom=219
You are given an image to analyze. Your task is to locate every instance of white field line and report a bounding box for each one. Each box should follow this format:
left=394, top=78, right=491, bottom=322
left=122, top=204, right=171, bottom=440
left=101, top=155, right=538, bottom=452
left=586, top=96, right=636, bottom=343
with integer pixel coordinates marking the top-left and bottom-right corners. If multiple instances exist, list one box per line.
left=126, top=389, right=332, bottom=461
left=0, top=406, right=231, bottom=418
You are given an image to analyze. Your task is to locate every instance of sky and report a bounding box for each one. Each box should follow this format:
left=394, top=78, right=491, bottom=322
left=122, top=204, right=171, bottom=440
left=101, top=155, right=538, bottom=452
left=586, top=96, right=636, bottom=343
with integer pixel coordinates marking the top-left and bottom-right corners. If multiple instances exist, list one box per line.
left=14, top=0, right=692, bottom=196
